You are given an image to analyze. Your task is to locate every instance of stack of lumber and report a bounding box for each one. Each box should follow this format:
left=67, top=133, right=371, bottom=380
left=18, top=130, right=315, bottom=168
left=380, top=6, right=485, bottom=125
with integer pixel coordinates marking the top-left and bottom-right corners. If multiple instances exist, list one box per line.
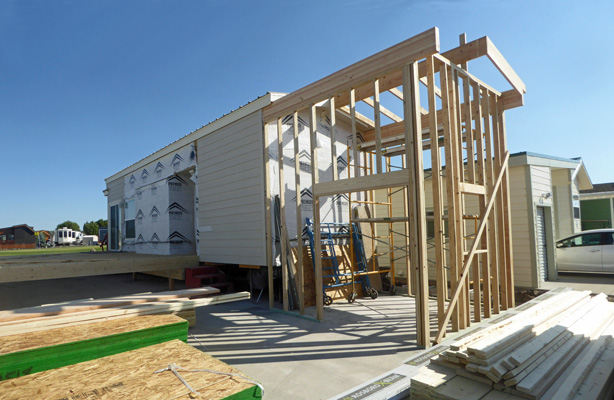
left=0, top=314, right=188, bottom=381
left=410, top=288, right=614, bottom=399
left=0, top=339, right=262, bottom=400
left=0, top=288, right=250, bottom=335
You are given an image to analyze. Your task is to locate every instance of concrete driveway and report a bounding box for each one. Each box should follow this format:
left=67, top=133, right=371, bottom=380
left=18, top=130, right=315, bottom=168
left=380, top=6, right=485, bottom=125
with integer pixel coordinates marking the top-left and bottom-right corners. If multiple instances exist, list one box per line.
left=541, top=272, right=614, bottom=296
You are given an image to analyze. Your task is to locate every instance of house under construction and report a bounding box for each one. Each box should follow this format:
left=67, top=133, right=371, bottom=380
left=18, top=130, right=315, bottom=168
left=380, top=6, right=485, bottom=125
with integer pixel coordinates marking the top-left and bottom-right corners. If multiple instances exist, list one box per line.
left=103, top=27, right=525, bottom=347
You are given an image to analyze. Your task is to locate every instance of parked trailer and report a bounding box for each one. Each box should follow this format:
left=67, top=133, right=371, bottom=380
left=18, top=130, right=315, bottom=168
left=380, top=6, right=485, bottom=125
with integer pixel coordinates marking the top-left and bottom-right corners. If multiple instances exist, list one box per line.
left=54, top=227, right=84, bottom=246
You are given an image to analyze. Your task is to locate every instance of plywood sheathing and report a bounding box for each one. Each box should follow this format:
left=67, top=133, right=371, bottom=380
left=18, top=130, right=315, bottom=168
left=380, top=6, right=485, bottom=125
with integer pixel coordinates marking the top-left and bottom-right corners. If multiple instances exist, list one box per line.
left=0, top=340, right=259, bottom=400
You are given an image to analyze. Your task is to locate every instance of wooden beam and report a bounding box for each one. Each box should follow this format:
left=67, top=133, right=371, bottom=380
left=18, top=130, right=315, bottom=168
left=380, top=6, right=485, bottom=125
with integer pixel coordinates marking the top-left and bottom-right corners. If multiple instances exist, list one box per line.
left=426, top=54, right=446, bottom=330
left=435, top=152, right=510, bottom=344
left=310, top=104, right=324, bottom=321
left=362, top=96, right=403, bottom=123
left=263, top=27, right=440, bottom=121
left=330, top=97, right=338, bottom=181
left=277, top=119, right=289, bottom=312
left=485, top=37, right=526, bottom=94
left=350, top=89, right=359, bottom=179
left=373, top=79, right=383, bottom=174
left=314, top=169, right=410, bottom=197
left=292, top=112, right=305, bottom=315
left=459, top=182, right=486, bottom=196
left=264, top=122, right=274, bottom=309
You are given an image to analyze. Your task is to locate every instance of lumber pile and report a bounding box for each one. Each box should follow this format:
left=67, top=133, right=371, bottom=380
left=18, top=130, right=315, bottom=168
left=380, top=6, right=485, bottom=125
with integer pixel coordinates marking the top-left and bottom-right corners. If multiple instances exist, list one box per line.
left=0, top=339, right=262, bottom=400
left=410, top=289, right=614, bottom=399
left=0, top=289, right=250, bottom=335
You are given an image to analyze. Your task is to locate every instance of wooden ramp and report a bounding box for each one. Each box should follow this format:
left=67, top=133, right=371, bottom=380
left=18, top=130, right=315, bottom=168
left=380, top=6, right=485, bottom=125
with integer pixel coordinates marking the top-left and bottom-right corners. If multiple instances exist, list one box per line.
left=0, top=340, right=261, bottom=400
left=0, top=252, right=199, bottom=283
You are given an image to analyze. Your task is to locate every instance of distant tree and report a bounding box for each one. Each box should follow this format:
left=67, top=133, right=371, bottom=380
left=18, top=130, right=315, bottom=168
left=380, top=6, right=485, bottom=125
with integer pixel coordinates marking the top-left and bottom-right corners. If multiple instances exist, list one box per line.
left=83, top=221, right=99, bottom=235
left=96, top=219, right=108, bottom=228
left=56, top=221, right=80, bottom=231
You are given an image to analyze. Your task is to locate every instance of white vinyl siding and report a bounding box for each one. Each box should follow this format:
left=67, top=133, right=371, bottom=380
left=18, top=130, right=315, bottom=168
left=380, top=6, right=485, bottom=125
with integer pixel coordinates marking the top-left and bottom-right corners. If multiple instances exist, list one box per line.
left=197, top=111, right=266, bottom=265
left=509, top=165, right=533, bottom=287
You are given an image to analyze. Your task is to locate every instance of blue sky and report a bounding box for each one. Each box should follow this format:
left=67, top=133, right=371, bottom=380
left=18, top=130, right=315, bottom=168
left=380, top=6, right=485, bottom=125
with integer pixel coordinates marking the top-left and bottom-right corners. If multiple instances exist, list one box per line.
left=1, top=0, right=612, bottom=230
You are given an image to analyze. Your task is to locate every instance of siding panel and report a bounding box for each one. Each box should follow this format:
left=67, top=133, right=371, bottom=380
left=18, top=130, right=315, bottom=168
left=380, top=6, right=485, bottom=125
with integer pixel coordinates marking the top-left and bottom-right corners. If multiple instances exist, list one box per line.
left=197, top=111, right=266, bottom=265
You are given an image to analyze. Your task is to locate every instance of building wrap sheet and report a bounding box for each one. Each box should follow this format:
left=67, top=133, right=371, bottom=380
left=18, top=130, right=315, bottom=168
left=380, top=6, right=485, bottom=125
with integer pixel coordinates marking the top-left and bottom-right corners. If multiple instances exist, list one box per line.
left=123, top=143, right=198, bottom=255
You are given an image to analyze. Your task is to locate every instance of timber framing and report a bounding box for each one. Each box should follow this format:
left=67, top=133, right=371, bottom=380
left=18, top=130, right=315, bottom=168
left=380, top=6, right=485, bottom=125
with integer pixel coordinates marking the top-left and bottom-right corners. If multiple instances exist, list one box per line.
left=262, top=27, right=524, bottom=347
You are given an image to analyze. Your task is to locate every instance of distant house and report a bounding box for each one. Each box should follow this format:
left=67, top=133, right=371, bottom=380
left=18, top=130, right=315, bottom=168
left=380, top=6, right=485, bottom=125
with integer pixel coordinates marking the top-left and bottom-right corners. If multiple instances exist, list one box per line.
left=0, top=225, right=36, bottom=250
left=580, top=182, right=614, bottom=230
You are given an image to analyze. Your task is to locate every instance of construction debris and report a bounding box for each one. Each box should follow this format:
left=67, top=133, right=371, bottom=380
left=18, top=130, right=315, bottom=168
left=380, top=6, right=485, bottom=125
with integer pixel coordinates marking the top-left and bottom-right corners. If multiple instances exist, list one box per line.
left=410, top=289, right=614, bottom=399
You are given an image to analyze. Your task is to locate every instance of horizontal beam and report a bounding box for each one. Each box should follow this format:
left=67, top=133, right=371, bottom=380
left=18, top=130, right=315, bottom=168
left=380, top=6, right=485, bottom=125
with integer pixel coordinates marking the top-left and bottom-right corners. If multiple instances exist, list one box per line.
left=263, top=27, right=440, bottom=121
left=314, top=170, right=408, bottom=197
left=459, top=182, right=486, bottom=195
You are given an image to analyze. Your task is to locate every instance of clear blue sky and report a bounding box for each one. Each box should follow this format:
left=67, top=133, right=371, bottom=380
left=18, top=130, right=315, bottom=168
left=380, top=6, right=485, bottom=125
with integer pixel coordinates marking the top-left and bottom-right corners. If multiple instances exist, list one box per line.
left=1, top=0, right=612, bottom=231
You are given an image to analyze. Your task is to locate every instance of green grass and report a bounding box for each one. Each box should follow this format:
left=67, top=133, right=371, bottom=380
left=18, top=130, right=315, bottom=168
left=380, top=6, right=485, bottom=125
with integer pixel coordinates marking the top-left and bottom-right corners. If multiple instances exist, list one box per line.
left=0, top=246, right=100, bottom=257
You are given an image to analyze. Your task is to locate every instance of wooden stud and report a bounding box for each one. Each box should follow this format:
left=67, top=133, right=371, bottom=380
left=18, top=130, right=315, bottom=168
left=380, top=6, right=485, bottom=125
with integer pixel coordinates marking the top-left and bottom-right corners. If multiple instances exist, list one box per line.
left=473, top=82, right=490, bottom=319
left=277, top=118, right=289, bottom=312
left=440, top=63, right=459, bottom=331
left=350, top=89, right=359, bottom=180
left=330, top=97, right=338, bottom=181
left=373, top=78, right=383, bottom=174
left=427, top=55, right=446, bottom=329
left=491, top=95, right=508, bottom=310
left=293, top=112, right=305, bottom=314
left=403, top=61, right=430, bottom=347
left=483, top=90, right=500, bottom=314
left=264, top=122, right=274, bottom=309
left=310, top=104, right=324, bottom=321
left=363, top=96, right=403, bottom=123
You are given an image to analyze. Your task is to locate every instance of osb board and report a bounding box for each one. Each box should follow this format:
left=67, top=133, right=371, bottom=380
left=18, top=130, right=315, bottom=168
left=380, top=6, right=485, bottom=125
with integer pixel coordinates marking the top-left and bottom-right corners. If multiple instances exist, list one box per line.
left=0, top=315, right=188, bottom=381
left=0, top=340, right=260, bottom=400
left=0, top=286, right=219, bottom=323
left=0, top=314, right=186, bottom=355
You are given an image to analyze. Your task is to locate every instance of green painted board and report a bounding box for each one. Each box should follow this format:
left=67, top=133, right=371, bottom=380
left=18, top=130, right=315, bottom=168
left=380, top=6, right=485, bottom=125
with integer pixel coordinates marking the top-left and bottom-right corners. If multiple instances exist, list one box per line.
left=0, top=315, right=188, bottom=381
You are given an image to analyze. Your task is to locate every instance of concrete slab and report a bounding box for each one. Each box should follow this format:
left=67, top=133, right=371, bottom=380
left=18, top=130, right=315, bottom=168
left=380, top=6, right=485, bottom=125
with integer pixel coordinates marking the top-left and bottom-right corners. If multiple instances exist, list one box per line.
left=188, top=295, right=431, bottom=400
left=541, top=272, right=614, bottom=296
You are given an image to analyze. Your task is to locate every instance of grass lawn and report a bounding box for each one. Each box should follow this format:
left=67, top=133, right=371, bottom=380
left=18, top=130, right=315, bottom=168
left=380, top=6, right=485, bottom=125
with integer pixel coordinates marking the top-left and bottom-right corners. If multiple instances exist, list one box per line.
left=0, top=245, right=100, bottom=257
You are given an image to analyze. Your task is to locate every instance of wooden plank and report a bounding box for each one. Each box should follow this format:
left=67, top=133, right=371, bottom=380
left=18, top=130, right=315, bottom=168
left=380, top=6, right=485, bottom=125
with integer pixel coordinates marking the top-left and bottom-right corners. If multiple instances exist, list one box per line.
left=460, top=182, right=486, bottom=195
left=0, top=340, right=260, bottom=400
left=483, top=89, right=500, bottom=315
left=403, top=61, right=430, bottom=347
left=440, top=63, right=460, bottom=332
left=362, top=96, right=403, bottom=123
left=485, top=37, right=526, bottom=95
left=0, top=287, right=220, bottom=323
left=277, top=119, right=289, bottom=312
left=310, top=104, right=324, bottom=321
left=0, top=315, right=188, bottom=381
left=264, top=122, right=274, bottom=310
left=0, top=292, right=250, bottom=337
left=473, top=82, right=490, bottom=319
left=350, top=89, right=359, bottom=179
left=293, top=111, right=305, bottom=315
left=373, top=78, right=383, bottom=174
left=426, top=55, right=446, bottom=329
left=262, top=27, right=439, bottom=121
left=314, top=169, right=410, bottom=197
left=330, top=96, right=338, bottom=181
left=492, top=95, right=508, bottom=310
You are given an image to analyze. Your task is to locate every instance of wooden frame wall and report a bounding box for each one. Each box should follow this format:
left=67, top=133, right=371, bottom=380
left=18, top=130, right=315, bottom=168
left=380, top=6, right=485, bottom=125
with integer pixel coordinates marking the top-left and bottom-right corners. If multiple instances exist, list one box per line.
left=262, top=27, right=524, bottom=347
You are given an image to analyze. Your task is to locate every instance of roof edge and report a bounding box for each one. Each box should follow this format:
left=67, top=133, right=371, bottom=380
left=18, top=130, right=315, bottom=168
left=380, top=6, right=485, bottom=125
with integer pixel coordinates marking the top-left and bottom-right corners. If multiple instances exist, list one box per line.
left=105, top=93, right=278, bottom=184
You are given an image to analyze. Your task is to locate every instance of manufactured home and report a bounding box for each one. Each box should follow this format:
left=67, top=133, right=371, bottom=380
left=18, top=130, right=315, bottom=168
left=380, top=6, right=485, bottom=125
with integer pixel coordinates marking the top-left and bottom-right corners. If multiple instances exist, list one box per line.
left=0, top=225, right=36, bottom=250
left=104, top=27, right=525, bottom=346
left=580, top=182, right=614, bottom=230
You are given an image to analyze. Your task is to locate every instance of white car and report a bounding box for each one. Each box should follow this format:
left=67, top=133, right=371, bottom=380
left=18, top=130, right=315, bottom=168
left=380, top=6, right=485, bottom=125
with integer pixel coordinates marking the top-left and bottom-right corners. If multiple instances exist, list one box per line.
left=556, top=229, right=614, bottom=272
